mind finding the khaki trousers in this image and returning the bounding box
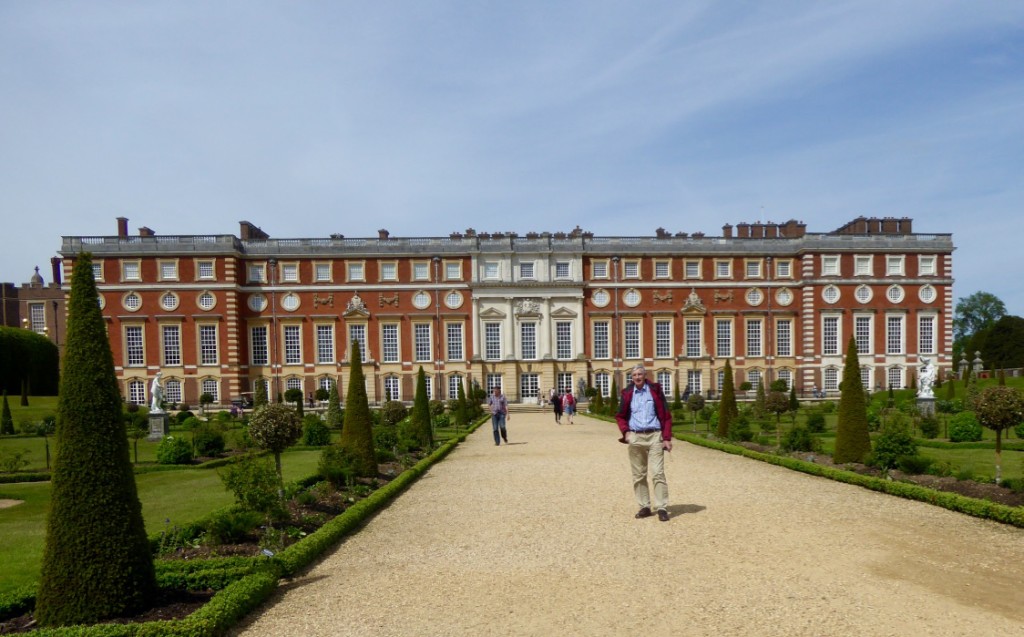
[628,431,668,511]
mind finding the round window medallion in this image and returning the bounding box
[918,285,936,304]
[822,285,840,304]
[197,291,216,311]
[592,289,610,308]
[160,292,179,312]
[248,294,267,312]
[746,288,763,306]
[775,288,793,306]
[623,289,641,307]
[281,293,300,312]
[412,291,431,310]
[445,291,463,309]
[97,293,106,310]
[887,285,905,304]
[122,292,142,312]
[855,285,873,304]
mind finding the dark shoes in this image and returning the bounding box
[635,507,670,521]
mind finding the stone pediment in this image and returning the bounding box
[342,293,370,319]
[680,289,706,315]
[549,306,578,319]
[478,307,507,320]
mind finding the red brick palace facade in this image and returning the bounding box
[58,216,954,406]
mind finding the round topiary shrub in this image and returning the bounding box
[302,415,332,446]
[156,436,193,465]
[805,410,826,433]
[319,445,358,487]
[781,426,821,453]
[871,418,917,470]
[918,415,940,439]
[373,427,399,451]
[193,425,226,457]
[381,401,408,427]
[948,411,983,442]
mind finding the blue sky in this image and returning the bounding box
[2,1,1022,314]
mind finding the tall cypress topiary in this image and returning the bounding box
[339,341,376,477]
[717,360,738,438]
[325,381,342,430]
[403,367,432,449]
[833,337,871,464]
[609,379,619,416]
[36,253,156,626]
[253,379,268,408]
[1,390,14,435]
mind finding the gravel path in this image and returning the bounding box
[234,411,1024,637]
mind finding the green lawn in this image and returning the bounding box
[0,449,323,596]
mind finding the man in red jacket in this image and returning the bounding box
[616,365,673,521]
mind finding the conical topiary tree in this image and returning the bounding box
[609,379,619,416]
[1,390,13,435]
[339,341,376,477]
[754,379,766,419]
[36,253,156,626]
[325,380,342,430]
[254,379,268,408]
[403,367,432,449]
[833,337,871,464]
[717,361,738,439]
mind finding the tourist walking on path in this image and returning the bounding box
[552,390,563,424]
[561,388,576,425]
[616,365,673,521]
[487,386,509,445]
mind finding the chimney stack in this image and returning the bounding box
[116,217,128,238]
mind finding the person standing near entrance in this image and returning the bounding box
[552,389,563,424]
[487,386,510,445]
[616,365,673,522]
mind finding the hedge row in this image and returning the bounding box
[2,419,483,635]
[676,433,1024,528]
[0,326,59,396]
[915,439,1024,451]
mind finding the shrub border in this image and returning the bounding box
[676,432,1024,528]
[2,418,484,635]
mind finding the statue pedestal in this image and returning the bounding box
[147,412,170,441]
[917,397,935,418]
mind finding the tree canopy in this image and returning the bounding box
[953,291,1006,356]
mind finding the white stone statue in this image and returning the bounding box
[918,357,937,399]
[150,371,165,412]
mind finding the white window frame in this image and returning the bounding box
[555,261,571,279]
[622,259,640,279]
[822,315,840,356]
[314,262,333,282]
[519,261,535,280]
[745,259,762,279]
[125,325,145,367]
[714,259,732,280]
[855,255,873,276]
[198,324,218,366]
[446,322,464,361]
[378,261,397,282]
[886,315,904,355]
[316,324,335,364]
[284,324,302,365]
[593,321,609,359]
[591,260,609,279]
[854,315,873,356]
[715,318,732,358]
[746,319,763,358]
[280,262,299,283]
[918,314,936,355]
[484,322,501,360]
[158,259,178,281]
[685,319,702,358]
[251,325,269,366]
[775,319,792,358]
[412,261,430,281]
[162,324,182,367]
[654,259,671,279]
[121,259,141,282]
[444,260,462,281]
[774,259,792,279]
[624,320,641,359]
[886,255,905,276]
[381,324,399,363]
[918,255,937,276]
[346,261,365,282]
[555,321,573,360]
[654,320,672,359]
[821,255,840,277]
[414,323,432,362]
[520,322,537,360]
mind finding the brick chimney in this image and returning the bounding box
[51,257,62,286]
[139,226,155,237]
[378,229,390,239]
[722,224,733,238]
[239,221,269,240]
[116,217,128,238]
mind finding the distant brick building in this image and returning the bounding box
[57,216,953,407]
[1,261,67,353]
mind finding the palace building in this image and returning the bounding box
[57,216,954,407]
